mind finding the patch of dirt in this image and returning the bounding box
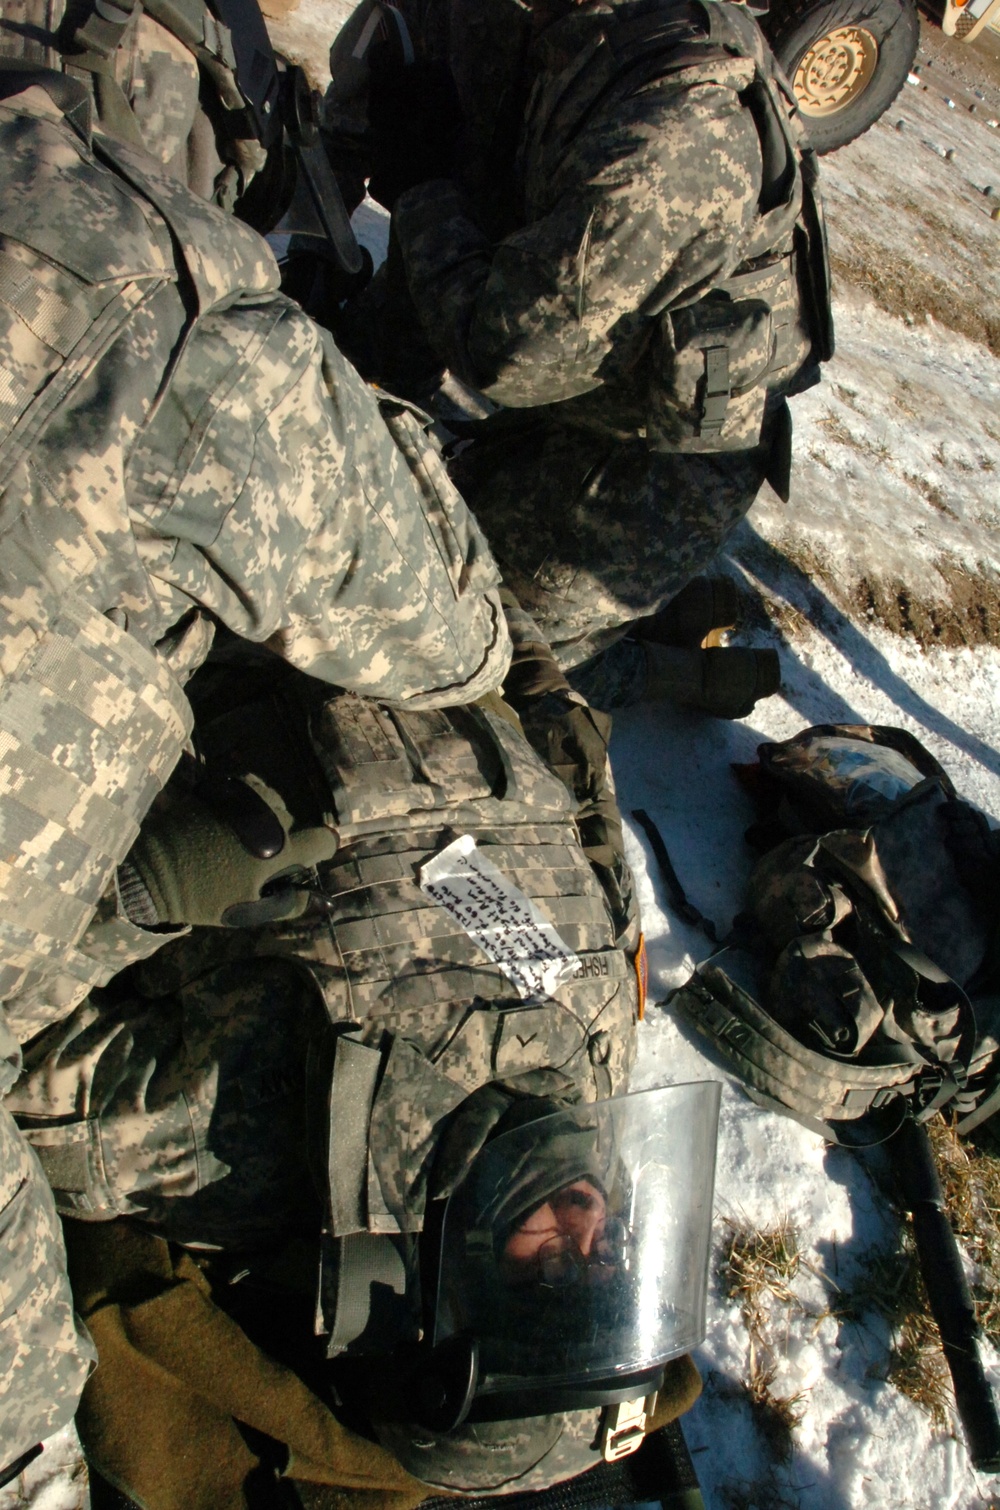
[851,559,1000,647]
[917,11,1000,101]
[830,237,1000,359]
[743,535,1000,651]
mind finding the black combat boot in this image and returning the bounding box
[642,644,781,718]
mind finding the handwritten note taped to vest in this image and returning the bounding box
[419,834,580,1001]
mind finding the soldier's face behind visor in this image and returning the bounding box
[434,1082,722,1393]
[502,1179,624,1286]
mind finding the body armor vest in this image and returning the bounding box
[183,676,640,1354]
[548,0,834,498]
[642,0,833,469]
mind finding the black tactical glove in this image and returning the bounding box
[118,775,338,928]
[366,51,462,209]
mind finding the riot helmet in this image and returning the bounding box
[356,1082,720,1490]
[431,1083,720,1416]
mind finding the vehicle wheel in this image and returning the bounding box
[762,0,920,153]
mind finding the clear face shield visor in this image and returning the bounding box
[432,1081,721,1419]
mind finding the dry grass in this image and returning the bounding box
[900,471,959,518]
[714,1129,1000,1449]
[830,237,1000,359]
[834,1230,953,1430]
[814,411,892,462]
[928,1118,1000,1348]
[720,1219,809,1462]
[828,1116,1000,1432]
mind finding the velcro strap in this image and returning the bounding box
[323,1231,407,1355]
[699,346,730,435]
[0,251,91,356]
[328,1034,381,1234]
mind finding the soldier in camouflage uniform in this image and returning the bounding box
[324,0,833,708]
[0,2,512,1476]
[6,612,714,1496]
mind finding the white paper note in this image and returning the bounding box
[420,834,580,1000]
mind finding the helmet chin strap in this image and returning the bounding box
[599,1394,658,1464]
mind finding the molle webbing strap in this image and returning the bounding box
[322,950,630,1016]
[330,896,611,959]
[327,1032,382,1235]
[674,959,917,1123]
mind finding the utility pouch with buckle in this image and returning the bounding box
[647,294,773,454]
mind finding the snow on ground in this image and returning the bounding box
[614,38,1000,1504]
[5,9,1000,1510]
[616,623,1000,1510]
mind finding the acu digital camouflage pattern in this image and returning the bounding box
[10,675,639,1248]
[0,67,508,1462]
[329,0,829,672]
[0,77,509,1043]
[0,0,250,202]
[675,726,1000,1130]
[0,1018,96,1469]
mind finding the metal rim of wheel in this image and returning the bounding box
[792,25,880,117]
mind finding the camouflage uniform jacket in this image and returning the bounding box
[0,69,510,1466]
[391,0,831,442]
[0,72,510,1043]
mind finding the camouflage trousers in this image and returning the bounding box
[450,420,768,690]
[6,955,321,1253]
[0,1101,96,1471]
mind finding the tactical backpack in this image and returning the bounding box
[672,724,1000,1139]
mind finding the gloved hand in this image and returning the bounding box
[367,51,462,209]
[118,774,338,928]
